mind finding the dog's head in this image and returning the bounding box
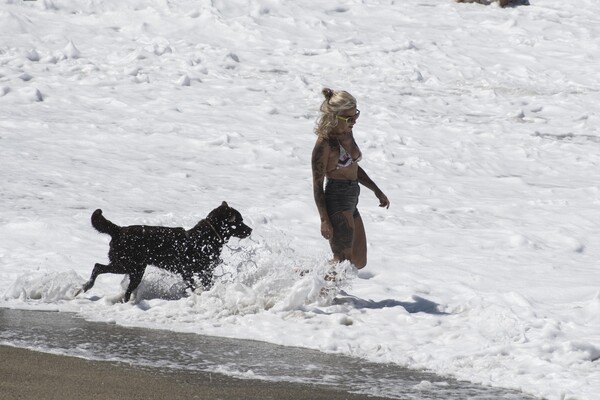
[208,201,252,240]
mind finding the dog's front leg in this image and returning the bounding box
[181,271,196,293]
[123,266,146,302]
[198,265,216,290]
[187,277,196,292]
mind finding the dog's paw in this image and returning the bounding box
[189,286,206,297]
[102,293,130,304]
[72,280,94,298]
[294,267,311,277]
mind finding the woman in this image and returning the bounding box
[311,88,390,269]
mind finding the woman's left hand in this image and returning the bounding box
[376,191,390,209]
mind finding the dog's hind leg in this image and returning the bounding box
[82,263,118,293]
[179,271,197,294]
[81,262,134,297]
[123,267,146,303]
[198,269,215,290]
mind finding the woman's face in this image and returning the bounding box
[333,107,359,136]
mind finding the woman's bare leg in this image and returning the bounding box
[329,211,367,269]
[351,214,367,269]
[329,210,354,263]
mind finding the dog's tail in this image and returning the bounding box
[91,209,120,237]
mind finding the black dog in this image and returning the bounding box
[80,202,252,302]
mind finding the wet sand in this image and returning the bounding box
[0,345,387,400]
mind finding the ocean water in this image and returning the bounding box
[0,308,533,399]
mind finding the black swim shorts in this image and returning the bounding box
[325,179,360,218]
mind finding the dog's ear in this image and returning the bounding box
[221,201,229,208]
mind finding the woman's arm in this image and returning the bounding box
[312,139,333,239]
[357,166,390,209]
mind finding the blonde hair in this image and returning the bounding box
[314,88,357,138]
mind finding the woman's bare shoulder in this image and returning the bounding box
[313,135,332,152]
[314,135,339,148]
[312,136,327,159]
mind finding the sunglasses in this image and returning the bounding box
[336,109,360,124]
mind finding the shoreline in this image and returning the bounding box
[0,345,388,400]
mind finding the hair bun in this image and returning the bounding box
[322,88,334,101]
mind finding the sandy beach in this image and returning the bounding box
[0,345,388,400]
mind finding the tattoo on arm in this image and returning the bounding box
[312,144,325,178]
[312,142,329,221]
